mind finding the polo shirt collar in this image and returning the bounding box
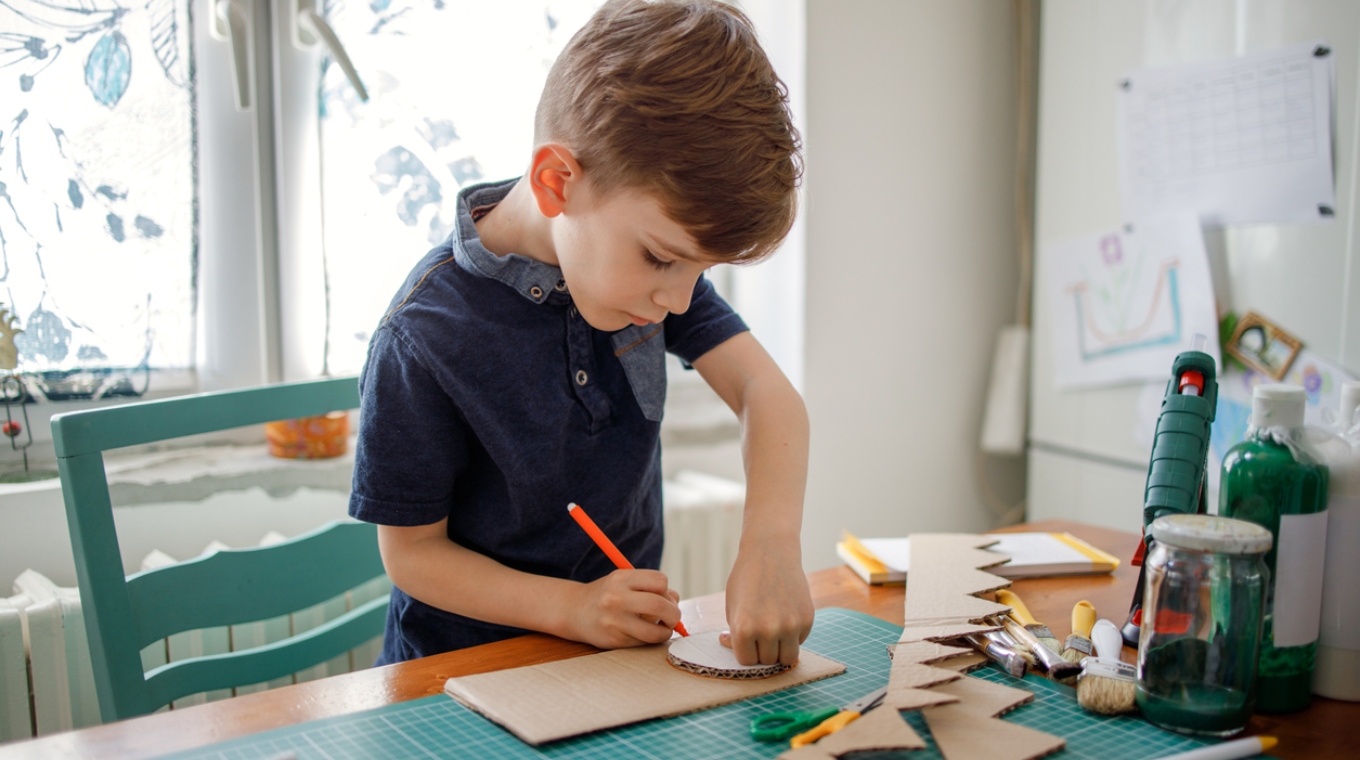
[453,178,569,305]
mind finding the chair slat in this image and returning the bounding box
[53,376,379,722]
[144,595,389,710]
[51,376,359,457]
[57,451,155,720]
[126,521,386,647]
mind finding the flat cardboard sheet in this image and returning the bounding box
[444,643,845,745]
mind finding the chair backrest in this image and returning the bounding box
[51,376,388,721]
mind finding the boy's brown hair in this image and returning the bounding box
[535,0,801,263]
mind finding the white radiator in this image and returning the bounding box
[0,535,390,743]
[661,470,746,599]
[0,471,739,743]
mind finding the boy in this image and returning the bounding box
[349,0,813,668]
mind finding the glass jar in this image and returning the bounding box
[1136,514,1272,737]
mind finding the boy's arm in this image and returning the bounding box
[692,331,814,667]
[377,521,682,649]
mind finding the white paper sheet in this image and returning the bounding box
[1116,42,1336,226]
[1046,215,1219,390]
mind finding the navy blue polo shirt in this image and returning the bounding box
[349,178,748,664]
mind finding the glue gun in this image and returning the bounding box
[1122,334,1218,647]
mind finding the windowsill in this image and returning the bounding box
[0,363,740,509]
[0,438,357,508]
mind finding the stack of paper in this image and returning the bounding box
[837,532,1119,585]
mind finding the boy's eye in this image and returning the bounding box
[642,249,673,271]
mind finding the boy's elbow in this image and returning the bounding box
[375,520,449,587]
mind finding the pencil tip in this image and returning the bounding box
[567,502,578,511]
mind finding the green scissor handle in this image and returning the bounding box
[750,706,840,742]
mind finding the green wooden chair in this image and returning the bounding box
[51,376,389,721]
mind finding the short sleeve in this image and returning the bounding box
[664,275,748,366]
[349,326,469,526]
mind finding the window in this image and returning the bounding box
[0,0,805,448]
[309,1,603,376]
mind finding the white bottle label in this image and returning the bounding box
[1321,495,1360,649]
[1273,510,1328,648]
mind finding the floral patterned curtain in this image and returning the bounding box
[0,0,195,400]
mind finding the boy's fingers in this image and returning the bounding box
[777,634,801,667]
[718,631,732,649]
[631,591,681,628]
[623,614,677,644]
[624,569,670,595]
[730,631,760,666]
[667,588,680,604]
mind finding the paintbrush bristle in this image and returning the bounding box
[1046,659,1082,683]
[1076,672,1137,714]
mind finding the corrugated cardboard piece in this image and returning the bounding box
[778,706,926,760]
[903,534,1013,627]
[896,533,1065,760]
[444,643,845,745]
[924,676,1064,760]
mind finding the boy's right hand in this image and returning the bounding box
[565,569,681,649]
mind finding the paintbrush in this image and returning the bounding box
[982,622,1036,666]
[999,616,1082,681]
[996,589,1064,657]
[963,634,1028,678]
[1062,600,1096,663]
[1076,618,1137,715]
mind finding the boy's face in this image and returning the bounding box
[553,180,715,332]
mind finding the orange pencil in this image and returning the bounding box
[567,502,689,637]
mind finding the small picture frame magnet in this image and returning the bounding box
[1224,311,1303,380]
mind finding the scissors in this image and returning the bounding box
[749,686,888,747]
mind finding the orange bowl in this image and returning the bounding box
[264,412,350,459]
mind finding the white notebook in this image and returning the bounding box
[844,532,1119,584]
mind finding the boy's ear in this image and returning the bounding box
[528,143,582,218]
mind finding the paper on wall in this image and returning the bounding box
[1046,215,1219,390]
[1116,41,1336,226]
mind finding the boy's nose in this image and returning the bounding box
[653,278,695,316]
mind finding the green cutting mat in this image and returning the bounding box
[157,608,1239,760]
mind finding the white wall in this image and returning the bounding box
[802,0,1025,570]
[1029,0,1360,532]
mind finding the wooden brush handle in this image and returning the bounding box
[1071,601,1096,639]
[996,589,1039,626]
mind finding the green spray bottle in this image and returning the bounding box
[1219,384,1329,713]
[1122,335,1218,647]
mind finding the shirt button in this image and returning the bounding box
[576,370,588,386]
[568,305,578,318]
[529,286,544,299]
[554,279,568,292]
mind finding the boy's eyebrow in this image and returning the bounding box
[645,236,708,263]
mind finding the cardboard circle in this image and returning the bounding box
[665,631,791,680]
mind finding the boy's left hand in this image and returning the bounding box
[720,542,813,667]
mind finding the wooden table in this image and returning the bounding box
[1,520,1351,759]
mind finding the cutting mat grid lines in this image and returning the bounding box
[157,609,1228,760]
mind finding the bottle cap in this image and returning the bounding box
[1251,383,1305,430]
[1150,514,1272,554]
[1342,380,1360,429]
